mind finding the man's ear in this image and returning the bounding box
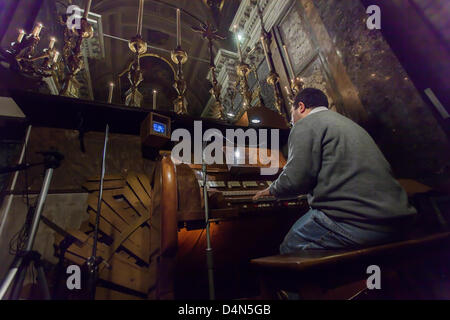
[297,101,306,113]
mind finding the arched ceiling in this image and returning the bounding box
[82,0,240,115]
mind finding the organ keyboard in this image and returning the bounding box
[169,155,308,226]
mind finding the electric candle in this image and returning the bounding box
[284,86,290,95]
[233,25,243,62]
[260,36,273,72]
[32,23,43,38]
[48,37,56,50]
[108,82,114,103]
[153,90,157,110]
[237,36,243,62]
[176,8,181,47]
[53,51,60,63]
[282,44,294,80]
[137,0,144,36]
[17,29,25,43]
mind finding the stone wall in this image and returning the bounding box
[278,0,450,189]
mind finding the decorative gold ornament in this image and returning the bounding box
[125,55,144,107]
[74,18,94,39]
[192,22,226,120]
[5,23,59,79]
[60,17,92,97]
[266,72,283,114]
[202,0,225,11]
[236,62,252,111]
[171,47,188,114]
[128,35,148,55]
[171,48,188,65]
[291,77,304,96]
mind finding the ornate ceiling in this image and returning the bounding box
[79,0,240,116]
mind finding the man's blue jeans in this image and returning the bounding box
[280,208,395,254]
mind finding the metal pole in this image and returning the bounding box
[93,124,108,259]
[87,124,109,300]
[25,168,53,252]
[0,125,32,239]
[202,141,215,300]
[0,261,19,299]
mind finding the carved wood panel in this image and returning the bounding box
[275,2,338,110]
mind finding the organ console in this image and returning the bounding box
[152,144,309,299]
[177,160,307,224]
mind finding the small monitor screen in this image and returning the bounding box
[153,121,166,134]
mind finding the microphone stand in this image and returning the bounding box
[202,140,215,300]
[0,125,32,242]
[0,150,64,300]
[86,124,109,300]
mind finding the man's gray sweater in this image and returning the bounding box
[269,109,417,232]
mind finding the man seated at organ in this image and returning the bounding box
[253,88,417,253]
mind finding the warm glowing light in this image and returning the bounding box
[17,29,25,43]
[53,51,60,63]
[284,86,290,95]
[48,37,56,49]
[32,23,43,37]
[152,89,158,110]
[108,81,114,103]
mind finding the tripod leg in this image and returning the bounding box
[10,258,29,300]
[35,262,51,300]
[0,256,22,299]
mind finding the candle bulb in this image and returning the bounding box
[17,29,25,43]
[176,8,181,47]
[108,82,114,103]
[260,36,273,72]
[48,37,56,50]
[284,86,290,95]
[83,0,92,19]
[53,51,60,63]
[237,36,243,62]
[283,44,295,80]
[32,23,43,38]
[137,0,144,36]
[153,90,157,110]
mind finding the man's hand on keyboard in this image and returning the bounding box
[252,188,271,201]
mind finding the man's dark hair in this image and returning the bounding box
[293,88,329,109]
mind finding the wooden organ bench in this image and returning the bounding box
[251,231,450,299]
